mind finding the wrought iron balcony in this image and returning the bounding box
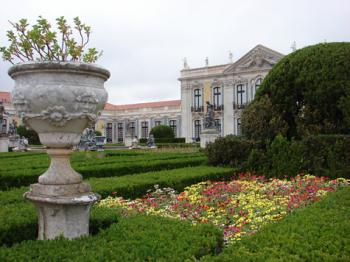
[191,106,204,112]
[213,104,224,111]
[233,102,247,110]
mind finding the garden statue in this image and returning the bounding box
[78,127,97,151]
[8,120,17,136]
[124,119,133,147]
[147,134,157,148]
[0,101,9,152]
[200,101,220,148]
[203,101,215,129]
[131,136,139,149]
[0,101,7,135]
[3,16,110,240]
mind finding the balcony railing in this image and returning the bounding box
[213,104,224,111]
[191,106,204,112]
[233,102,247,110]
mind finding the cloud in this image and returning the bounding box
[0,0,349,104]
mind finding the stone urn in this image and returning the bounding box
[8,62,110,240]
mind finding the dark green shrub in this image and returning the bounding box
[302,135,350,178]
[243,42,350,142]
[149,125,175,139]
[16,125,40,145]
[205,135,254,167]
[266,134,304,178]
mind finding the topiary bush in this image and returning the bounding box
[242,42,350,141]
[149,125,175,139]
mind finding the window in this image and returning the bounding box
[194,89,202,108]
[169,120,177,136]
[117,123,123,142]
[255,78,262,92]
[106,122,113,143]
[237,118,241,136]
[194,120,201,141]
[155,120,161,126]
[213,87,222,109]
[141,121,149,138]
[129,122,136,137]
[236,84,246,108]
[214,119,221,132]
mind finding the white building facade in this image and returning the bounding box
[179,45,284,142]
[99,100,181,143]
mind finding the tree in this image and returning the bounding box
[150,125,175,139]
[243,42,350,141]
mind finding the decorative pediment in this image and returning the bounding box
[223,45,284,74]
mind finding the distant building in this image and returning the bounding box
[179,45,284,142]
[1,44,284,143]
[98,100,181,143]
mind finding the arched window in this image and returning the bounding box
[213,87,221,109]
[194,89,202,108]
[236,84,247,108]
[255,78,262,92]
[194,120,201,141]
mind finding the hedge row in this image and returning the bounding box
[139,137,186,143]
[0,214,222,261]
[0,166,234,247]
[203,186,350,261]
[0,203,121,247]
[0,156,207,190]
[0,166,235,206]
[206,134,350,179]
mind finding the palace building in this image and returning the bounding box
[0,44,283,143]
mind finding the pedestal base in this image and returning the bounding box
[0,136,9,152]
[124,135,132,147]
[24,184,99,240]
[200,129,220,148]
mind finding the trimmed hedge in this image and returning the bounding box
[207,134,350,179]
[0,215,222,261]
[0,155,206,190]
[203,186,350,261]
[205,135,254,167]
[0,166,235,206]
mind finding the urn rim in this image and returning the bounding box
[8,61,110,80]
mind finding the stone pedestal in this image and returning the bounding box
[200,128,220,148]
[24,149,100,240]
[124,135,133,147]
[0,136,9,152]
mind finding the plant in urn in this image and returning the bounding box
[1,17,110,239]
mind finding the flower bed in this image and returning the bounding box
[99,174,349,244]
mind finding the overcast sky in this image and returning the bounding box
[0,0,349,104]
